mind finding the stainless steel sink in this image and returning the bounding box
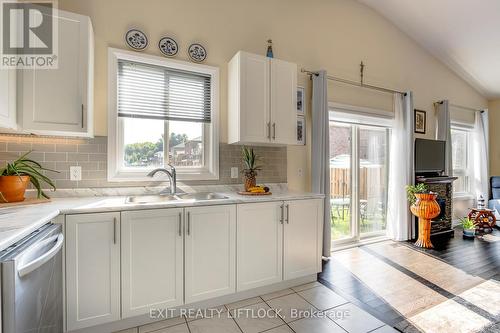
[176,192,228,201]
[125,195,179,204]
[125,192,228,204]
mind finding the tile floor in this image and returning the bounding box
[115,282,396,333]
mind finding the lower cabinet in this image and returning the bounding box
[184,205,236,303]
[121,208,184,318]
[283,199,323,280]
[64,199,321,330]
[66,212,121,331]
[237,202,283,291]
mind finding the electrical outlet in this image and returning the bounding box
[70,166,82,181]
[230,167,239,179]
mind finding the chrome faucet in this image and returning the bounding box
[147,164,177,195]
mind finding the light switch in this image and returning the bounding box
[70,166,82,181]
[230,167,239,179]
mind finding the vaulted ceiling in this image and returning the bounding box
[358,0,500,99]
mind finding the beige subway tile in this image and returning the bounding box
[32,143,55,152]
[78,180,101,188]
[7,142,32,152]
[89,153,106,161]
[78,144,99,153]
[83,170,106,180]
[0,152,20,160]
[45,152,67,162]
[56,144,77,152]
[68,153,89,162]
[78,161,99,170]
[27,152,45,162]
[55,180,76,188]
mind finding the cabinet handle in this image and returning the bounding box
[178,212,182,236]
[286,204,289,224]
[280,204,284,224]
[267,122,271,139]
[272,123,276,140]
[187,212,190,236]
[81,104,84,128]
[113,217,117,244]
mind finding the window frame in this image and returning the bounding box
[107,48,219,181]
[451,125,472,197]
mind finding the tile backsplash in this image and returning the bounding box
[0,135,287,188]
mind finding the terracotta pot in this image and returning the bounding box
[0,176,30,203]
[410,192,441,248]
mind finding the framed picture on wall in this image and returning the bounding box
[297,87,305,115]
[297,116,305,145]
[414,109,426,134]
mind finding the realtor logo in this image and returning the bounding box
[1,0,58,68]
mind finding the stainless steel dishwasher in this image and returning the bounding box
[0,223,64,333]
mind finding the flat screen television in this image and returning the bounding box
[415,139,446,174]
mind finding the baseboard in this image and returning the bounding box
[68,274,317,333]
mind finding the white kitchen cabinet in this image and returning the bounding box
[18,9,93,137]
[283,199,323,280]
[121,208,184,318]
[184,205,236,303]
[0,68,17,130]
[237,202,283,291]
[66,212,120,331]
[228,51,297,145]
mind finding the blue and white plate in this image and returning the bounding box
[188,43,207,62]
[125,29,148,51]
[158,37,178,57]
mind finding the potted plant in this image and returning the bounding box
[0,151,58,203]
[405,183,441,248]
[460,217,476,238]
[241,146,262,191]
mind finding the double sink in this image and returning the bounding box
[125,192,228,204]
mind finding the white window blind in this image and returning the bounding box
[117,60,212,123]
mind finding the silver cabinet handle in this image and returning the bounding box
[178,212,182,236]
[286,204,290,224]
[267,122,271,139]
[81,104,84,128]
[113,217,117,244]
[280,204,284,224]
[187,212,190,236]
[272,123,276,140]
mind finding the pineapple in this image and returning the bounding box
[241,146,262,192]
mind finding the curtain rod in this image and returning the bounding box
[436,101,484,113]
[301,68,405,95]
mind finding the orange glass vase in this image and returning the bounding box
[410,193,441,248]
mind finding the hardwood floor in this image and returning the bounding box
[319,227,500,333]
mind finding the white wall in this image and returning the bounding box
[59,0,488,191]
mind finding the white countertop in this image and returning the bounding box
[0,190,324,251]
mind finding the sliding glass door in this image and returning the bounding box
[330,121,390,245]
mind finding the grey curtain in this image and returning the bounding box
[311,70,331,257]
[435,100,453,176]
[405,92,416,239]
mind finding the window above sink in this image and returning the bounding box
[107,48,220,182]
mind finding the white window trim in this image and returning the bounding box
[107,47,219,182]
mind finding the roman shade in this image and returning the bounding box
[117,60,212,123]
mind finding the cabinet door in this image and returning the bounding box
[19,10,93,136]
[121,209,184,318]
[230,51,270,144]
[270,58,297,145]
[237,202,283,291]
[0,68,16,130]
[66,212,120,331]
[284,199,323,280]
[185,205,236,303]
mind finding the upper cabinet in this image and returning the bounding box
[17,10,94,137]
[228,51,297,145]
[0,68,17,130]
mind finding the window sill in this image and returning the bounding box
[454,193,475,201]
[108,169,219,182]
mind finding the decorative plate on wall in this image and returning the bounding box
[188,43,207,62]
[158,37,178,57]
[125,29,148,51]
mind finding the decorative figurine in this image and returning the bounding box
[266,39,274,58]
